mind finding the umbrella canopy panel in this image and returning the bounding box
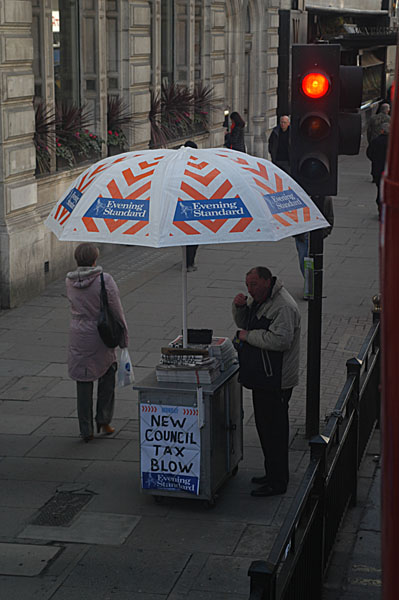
[46,148,329,247]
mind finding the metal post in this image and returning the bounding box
[248,560,276,600]
[306,196,325,439]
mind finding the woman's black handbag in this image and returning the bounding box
[97,273,124,348]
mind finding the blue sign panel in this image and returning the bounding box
[84,197,149,221]
[173,197,251,221]
[263,190,306,214]
[142,472,199,495]
[61,188,82,213]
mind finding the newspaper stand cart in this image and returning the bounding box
[134,364,242,506]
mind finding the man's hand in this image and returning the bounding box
[234,293,247,307]
[238,329,248,342]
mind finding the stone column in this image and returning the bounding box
[128,0,152,148]
[207,1,226,147]
[0,1,43,308]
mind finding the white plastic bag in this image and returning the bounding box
[117,348,135,387]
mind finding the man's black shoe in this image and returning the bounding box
[250,484,286,497]
[251,475,269,485]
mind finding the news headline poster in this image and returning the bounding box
[140,403,201,495]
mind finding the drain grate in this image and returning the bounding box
[31,492,93,527]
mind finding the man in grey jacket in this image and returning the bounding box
[232,267,301,497]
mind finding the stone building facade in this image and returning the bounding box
[0,0,395,307]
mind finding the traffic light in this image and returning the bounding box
[290,44,362,197]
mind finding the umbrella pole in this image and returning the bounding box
[182,247,188,348]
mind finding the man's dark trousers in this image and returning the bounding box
[252,387,292,490]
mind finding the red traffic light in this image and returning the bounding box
[302,72,330,99]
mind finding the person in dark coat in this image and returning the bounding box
[366,121,390,215]
[183,140,199,271]
[66,243,129,442]
[225,111,246,152]
[268,115,290,173]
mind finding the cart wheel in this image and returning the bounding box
[204,497,216,509]
[231,465,239,477]
[153,495,165,504]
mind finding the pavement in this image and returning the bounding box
[0,145,381,599]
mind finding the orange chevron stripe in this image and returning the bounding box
[244,162,269,181]
[173,221,201,235]
[211,178,233,198]
[275,173,284,192]
[199,219,227,233]
[253,178,276,195]
[104,219,127,233]
[184,167,220,187]
[285,210,299,223]
[303,206,311,222]
[123,221,148,235]
[180,181,207,200]
[77,171,90,191]
[126,181,151,199]
[138,158,164,169]
[229,217,253,232]
[187,161,209,170]
[59,210,71,225]
[273,214,291,227]
[123,168,154,186]
[234,157,250,165]
[82,217,99,232]
[54,204,68,221]
[107,179,123,198]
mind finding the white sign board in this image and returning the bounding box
[140,403,201,495]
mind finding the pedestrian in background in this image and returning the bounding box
[366,121,390,217]
[232,266,301,497]
[294,196,334,279]
[183,140,199,271]
[225,111,246,152]
[66,242,129,442]
[268,115,290,174]
[367,102,390,145]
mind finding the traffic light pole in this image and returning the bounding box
[306,195,325,439]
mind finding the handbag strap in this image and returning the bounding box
[100,273,109,308]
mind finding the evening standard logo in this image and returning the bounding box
[142,472,198,494]
[263,190,306,214]
[174,197,251,221]
[84,197,149,221]
[61,188,82,213]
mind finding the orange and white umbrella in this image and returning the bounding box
[46,147,328,344]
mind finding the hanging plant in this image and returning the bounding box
[55,102,104,167]
[161,81,193,138]
[192,82,218,132]
[107,95,134,152]
[33,101,56,174]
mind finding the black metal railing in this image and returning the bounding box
[248,311,380,599]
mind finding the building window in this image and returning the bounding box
[161,0,174,84]
[53,0,80,105]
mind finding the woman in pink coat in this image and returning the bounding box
[66,243,129,442]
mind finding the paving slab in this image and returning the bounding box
[0,376,58,400]
[20,512,141,546]
[62,546,190,594]
[0,542,61,576]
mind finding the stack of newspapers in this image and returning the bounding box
[208,337,237,371]
[155,335,237,384]
[156,349,221,384]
